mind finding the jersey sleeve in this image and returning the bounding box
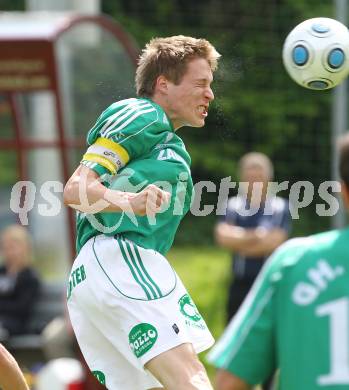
[81,99,169,176]
[207,246,287,385]
[207,238,309,385]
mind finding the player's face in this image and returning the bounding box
[1,234,29,269]
[166,58,214,129]
[240,166,270,203]
[241,166,270,185]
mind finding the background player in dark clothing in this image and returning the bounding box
[215,152,291,322]
[0,224,41,339]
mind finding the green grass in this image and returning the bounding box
[167,245,231,379]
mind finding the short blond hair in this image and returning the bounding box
[135,35,220,97]
[239,152,274,180]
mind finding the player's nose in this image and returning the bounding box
[205,87,214,101]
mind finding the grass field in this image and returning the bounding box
[167,245,231,379]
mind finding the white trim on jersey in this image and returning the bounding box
[207,267,271,365]
[220,288,274,368]
[107,107,156,139]
[117,108,159,145]
[87,99,137,145]
[101,100,150,135]
[207,237,313,366]
[108,98,138,109]
[101,100,154,137]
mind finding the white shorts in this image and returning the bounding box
[67,235,214,390]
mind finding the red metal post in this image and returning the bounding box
[8,92,26,181]
[52,81,77,261]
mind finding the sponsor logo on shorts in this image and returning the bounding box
[67,264,86,300]
[178,294,202,322]
[92,370,106,385]
[128,323,158,358]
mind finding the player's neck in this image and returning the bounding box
[150,94,179,130]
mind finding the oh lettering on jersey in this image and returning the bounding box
[292,260,345,306]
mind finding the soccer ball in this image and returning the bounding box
[282,17,349,90]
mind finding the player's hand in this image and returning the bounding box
[128,184,171,217]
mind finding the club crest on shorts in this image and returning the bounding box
[178,294,202,322]
[92,370,106,385]
[128,323,158,358]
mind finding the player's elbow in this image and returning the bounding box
[215,369,251,390]
[63,176,104,214]
[63,179,80,208]
[214,224,236,250]
[268,230,288,252]
[214,225,226,248]
[214,225,219,240]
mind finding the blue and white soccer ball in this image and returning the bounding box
[282,17,349,90]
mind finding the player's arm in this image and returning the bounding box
[0,344,29,390]
[63,164,170,216]
[215,222,287,257]
[241,227,287,256]
[239,200,291,256]
[215,369,252,390]
[64,101,171,216]
[207,245,281,387]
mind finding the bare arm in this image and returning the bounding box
[63,164,170,216]
[215,369,252,390]
[0,344,29,390]
[215,222,287,257]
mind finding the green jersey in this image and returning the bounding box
[208,228,349,390]
[76,97,193,255]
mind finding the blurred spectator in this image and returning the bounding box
[0,342,29,390]
[41,305,104,390]
[215,152,291,323]
[208,134,349,389]
[42,311,75,361]
[0,224,41,339]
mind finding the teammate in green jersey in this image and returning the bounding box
[64,36,220,390]
[208,132,349,390]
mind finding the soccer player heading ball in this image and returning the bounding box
[64,36,220,390]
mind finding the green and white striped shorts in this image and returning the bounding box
[67,234,214,390]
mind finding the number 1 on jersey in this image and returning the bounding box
[316,297,349,385]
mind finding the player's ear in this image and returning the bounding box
[155,75,168,95]
[341,181,349,209]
